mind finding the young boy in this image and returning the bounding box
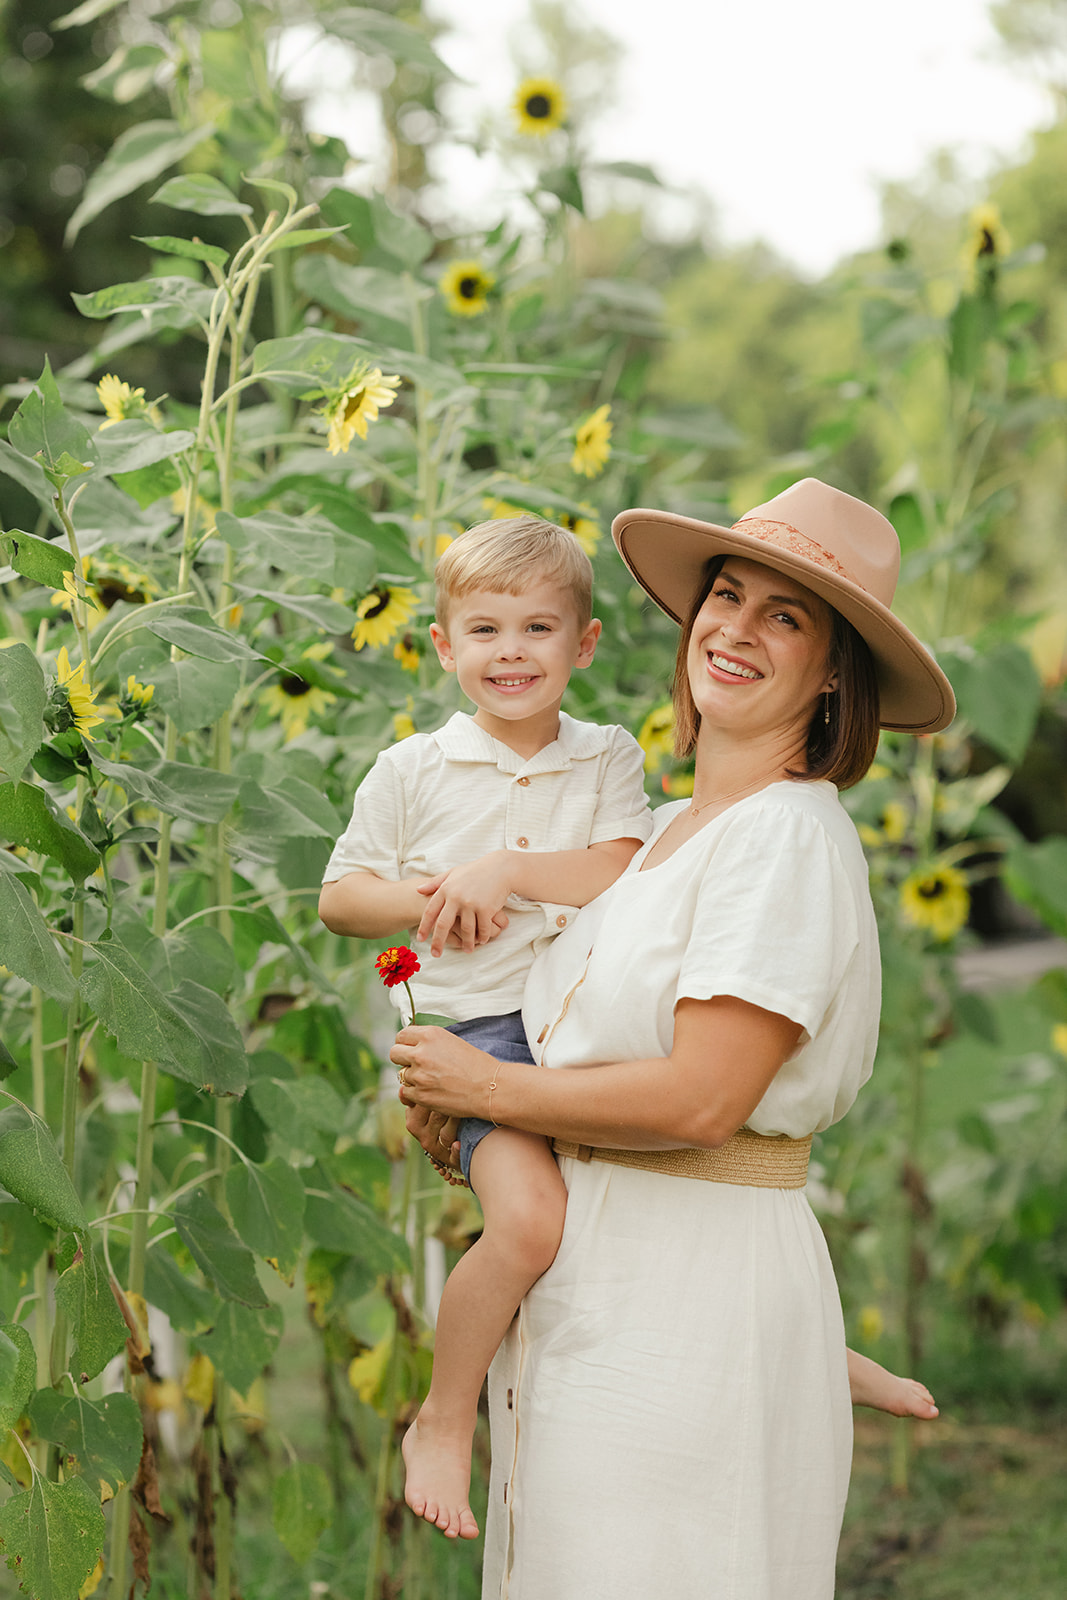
[319,517,937,1543]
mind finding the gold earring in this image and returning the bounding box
[824,691,831,726]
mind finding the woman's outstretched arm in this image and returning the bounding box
[392,994,803,1152]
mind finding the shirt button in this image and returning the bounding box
[517,836,529,848]
[517,776,530,786]
[555,914,567,928]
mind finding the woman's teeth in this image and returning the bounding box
[709,653,761,680]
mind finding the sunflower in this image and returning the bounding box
[393,634,420,673]
[858,1306,884,1344]
[637,703,675,771]
[123,675,155,713]
[964,202,1011,284]
[54,646,105,742]
[1052,1024,1067,1059]
[324,368,401,455]
[513,77,566,137]
[261,672,337,742]
[858,799,910,849]
[434,532,455,559]
[392,710,416,741]
[352,585,418,651]
[439,260,495,318]
[97,373,150,429]
[555,505,601,557]
[899,864,970,942]
[571,404,613,478]
[481,497,529,520]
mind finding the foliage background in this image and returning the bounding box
[1,2,1066,1598]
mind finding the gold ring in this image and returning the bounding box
[437,1132,449,1148]
[397,1067,407,1086]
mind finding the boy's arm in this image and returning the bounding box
[415,837,643,956]
[318,872,428,939]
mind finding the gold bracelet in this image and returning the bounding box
[487,1075,499,1126]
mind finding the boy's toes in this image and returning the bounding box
[458,1506,480,1540]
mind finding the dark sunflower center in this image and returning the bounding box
[281,674,311,698]
[458,275,480,299]
[978,228,996,256]
[917,879,946,900]
[364,589,391,619]
[525,93,551,119]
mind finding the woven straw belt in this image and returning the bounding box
[550,1127,812,1189]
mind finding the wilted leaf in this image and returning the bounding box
[28,1390,142,1495]
[0,873,76,1003]
[171,1189,268,1307]
[0,645,47,782]
[54,1241,127,1381]
[271,1462,332,1563]
[0,1474,104,1600]
[194,1301,282,1396]
[0,1105,87,1232]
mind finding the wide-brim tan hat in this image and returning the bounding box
[612,477,955,734]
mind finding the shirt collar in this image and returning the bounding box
[431,711,614,775]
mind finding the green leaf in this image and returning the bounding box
[171,1188,269,1308]
[150,173,252,217]
[166,980,248,1096]
[234,776,341,846]
[0,1322,35,1433]
[72,275,215,323]
[82,42,167,104]
[54,1239,128,1381]
[0,873,76,1004]
[91,755,241,824]
[948,291,996,381]
[0,530,75,589]
[113,456,183,508]
[93,420,195,476]
[143,1244,218,1333]
[0,644,47,781]
[54,0,126,30]
[27,1390,142,1494]
[0,782,100,882]
[141,925,238,999]
[6,359,96,477]
[195,1301,282,1396]
[1004,837,1067,939]
[320,7,455,78]
[271,1462,332,1563]
[262,225,350,254]
[0,1040,16,1081]
[540,164,585,213]
[303,1185,410,1277]
[250,331,376,395]
[134,234,229,267]
[941,642,1042,763]
[0,1105,87,1231]
[0,440,59,524]
[225,1158,305,1273]
[248,1076,347,1152]
[234,584,353,633]
[137,605,260,662]
[0,1199,53,1288]
[0,1475,104,1600]
[145,657,241,733]
[65,120,216,245]
[292,255,415,334]
[888,491,929,555]
[593,159,663,186]
[369,195,433,267]
[214,509,338,578]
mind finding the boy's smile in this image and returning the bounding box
[430,581,601,757]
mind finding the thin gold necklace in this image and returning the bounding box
[688,773,782,818]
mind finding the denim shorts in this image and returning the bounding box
[448,1011,536,1189]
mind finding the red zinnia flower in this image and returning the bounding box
[375,946,420,987]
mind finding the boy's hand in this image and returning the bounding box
[415,852,513,956]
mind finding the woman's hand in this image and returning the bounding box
[404,1101,464,1181]
[391,1025,500,1120]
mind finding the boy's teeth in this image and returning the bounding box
[710,653,760,680]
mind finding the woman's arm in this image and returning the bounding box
[393,994,803,1150]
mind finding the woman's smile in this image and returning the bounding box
[705,650,763,683]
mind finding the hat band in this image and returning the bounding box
[731,517,862,590]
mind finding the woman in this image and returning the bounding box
[393,478,955,1600]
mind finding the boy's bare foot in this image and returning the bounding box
[847,1349,939,1418]
[402,1414,480,1540]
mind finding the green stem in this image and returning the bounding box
[407,278,437,578]
[31,989,49,1468]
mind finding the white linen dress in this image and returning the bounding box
[481,780,881,1600]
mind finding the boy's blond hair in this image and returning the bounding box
[435,517,593,629]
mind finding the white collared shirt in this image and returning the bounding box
[323,711,653,1023]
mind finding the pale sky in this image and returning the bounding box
[286,0,1055,275]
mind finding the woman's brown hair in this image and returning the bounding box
[670,557,881,790]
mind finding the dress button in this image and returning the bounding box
[517,776,530,786]
[517,836,529,848]
[555,914,567,928]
